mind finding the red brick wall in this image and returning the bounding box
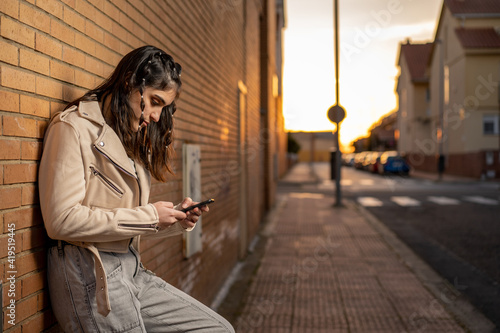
[446,151,500,179]
[407,152,438,173]
[408,151,500,179]
[245,0,266,249]
[0,0,285,331]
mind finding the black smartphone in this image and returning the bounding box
[180,199,215,213]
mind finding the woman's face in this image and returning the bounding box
[129,87,177,132]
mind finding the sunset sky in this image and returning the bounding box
[282,0,443,148]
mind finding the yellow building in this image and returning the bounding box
[289,131,336,162]
[396,42,433,169]
[396,0,500,179]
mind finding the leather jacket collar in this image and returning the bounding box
[78,99,138,179]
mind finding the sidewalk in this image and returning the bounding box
[216,162,495,333]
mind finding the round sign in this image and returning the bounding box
[327,104,346,123]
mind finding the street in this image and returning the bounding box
[298,162,500,329]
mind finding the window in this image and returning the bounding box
[483,115,499,135]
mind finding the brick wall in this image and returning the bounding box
[407,152,437,173]
[447,151,500,179]
[0,0,286,331]
[408,151,500,179]
[244,0,266,251]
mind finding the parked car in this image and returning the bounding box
[365,151,383,173]
[378,151,410,175]
[354,151,370,170]
[342,153,355,167]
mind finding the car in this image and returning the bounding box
[354,151,371,170]
[377,151,397,173]
[342,153,355,167]
[363,151,383,173]
[378,151,410,175]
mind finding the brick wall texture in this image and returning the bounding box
[0,0,287,331]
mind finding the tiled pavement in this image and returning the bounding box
[216,163,495,333]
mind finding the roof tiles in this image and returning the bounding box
[401,43,433,82]
[455,28,500,48]
[444,0,500,15]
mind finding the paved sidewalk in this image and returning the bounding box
[216,163,495,333]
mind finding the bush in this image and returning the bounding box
[287,133,301,154]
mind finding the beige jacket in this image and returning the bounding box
[39,99,187,316]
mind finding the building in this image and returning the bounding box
[350,112,397,153]
[352,136,370,153]
[396,41,433,166]
[369,111,398,152]
[289,131,335,162]
[396,0,500,178]
[0,1,287,331]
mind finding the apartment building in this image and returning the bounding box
[396,0,500,178]
[0,0,287,331]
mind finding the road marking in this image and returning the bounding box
[341,179,353,186]
[359,179,375,185]
[463,196,498,205]
[391,196,421,206]
[357,197,383,207]
[428,196,460,205]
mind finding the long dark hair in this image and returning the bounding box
[67,45,182,181]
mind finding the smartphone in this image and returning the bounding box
[180,199,215,213]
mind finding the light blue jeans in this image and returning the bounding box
[47,243,234,332]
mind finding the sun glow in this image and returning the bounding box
[282,28,397,147]
[282,0,441,148]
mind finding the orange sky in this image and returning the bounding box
[283,0,442,148]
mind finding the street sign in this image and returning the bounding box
[327,104,346,123]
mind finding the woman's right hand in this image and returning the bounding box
[152,201,187,230]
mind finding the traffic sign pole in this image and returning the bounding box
[334,0,339,106]
[329,0,344,207]
[328,105,345,207]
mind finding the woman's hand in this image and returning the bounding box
[152,201,187,230]
[176,197,209,230]
[152,198,209,231]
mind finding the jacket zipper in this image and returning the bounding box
[93,145,136,178]
[93,145,152,230]
[90,166,124,195]
[93,144,142,205]
[118,223,157,229]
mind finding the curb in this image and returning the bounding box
[214,174,496,332]
[352,200,496,333]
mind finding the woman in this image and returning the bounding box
[39,45,234,332]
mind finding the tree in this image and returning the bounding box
[287,133,301,154]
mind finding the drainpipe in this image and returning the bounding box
[438,39,445,180]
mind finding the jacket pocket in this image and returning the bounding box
[89,166,124,197]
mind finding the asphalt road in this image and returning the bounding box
[311,162,500,330]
